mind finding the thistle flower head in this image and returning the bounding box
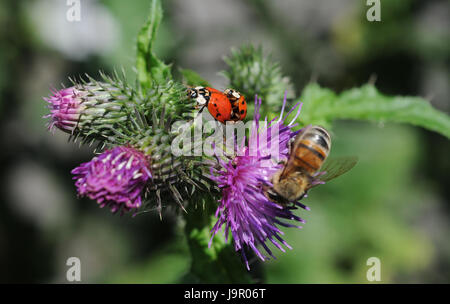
[71,146,152,214]
[209,94,308,270]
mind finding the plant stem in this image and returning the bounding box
[182,199,254,283]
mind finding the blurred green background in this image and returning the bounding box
[0,0,448,283]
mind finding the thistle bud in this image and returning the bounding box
[223,45,294,111]
[44,82,131,143]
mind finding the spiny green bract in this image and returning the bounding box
[222,45,294,113]
[67,72,196,147]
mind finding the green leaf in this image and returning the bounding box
[298,83,450,138]
[136,0,171,89]
[179,68,211,87]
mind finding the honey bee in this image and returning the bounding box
[266,125,358,205]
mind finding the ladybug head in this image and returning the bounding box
[224,88,241,101]
[187,87,198,99]
[187,86,209,107]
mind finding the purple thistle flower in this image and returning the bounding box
[44,87,85,133]
[209,93,309,270]
[71,146,152,214]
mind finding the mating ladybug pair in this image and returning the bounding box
[187,86,247,124]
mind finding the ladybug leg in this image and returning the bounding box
[230,110,239,121]
[198,104,207,114]
[197,95,209,114]
[230,100,241,120]
[235,104,242,115]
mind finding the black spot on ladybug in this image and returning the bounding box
[240,110,245,114]
[214,103,217,107]
[241,101,245,105]
[216,113,221,117]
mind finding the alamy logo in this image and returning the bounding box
[66,257,81,282]
[66,0,81,22]
[170,114,281,164]
[366,0,381,22]
[366,257,381,281]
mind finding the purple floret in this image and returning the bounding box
[71,146,152,214]
[44,87,85,133]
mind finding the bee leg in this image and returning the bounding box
[277,159,287,166]
[288,137,296,155]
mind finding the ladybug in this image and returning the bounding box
[187,86,232,124]
[224,88,247,121]
[187,86,247,124]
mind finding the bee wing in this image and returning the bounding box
[316,156,358,182]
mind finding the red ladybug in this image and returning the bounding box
[187,86,246,124]
[224,88,247,121]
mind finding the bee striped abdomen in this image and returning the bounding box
[289,126,331,176]
[292,141,325,173]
